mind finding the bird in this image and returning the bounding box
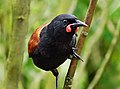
[28,14,87,89]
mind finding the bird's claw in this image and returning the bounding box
[72,47,84,62]
[72,47,78,51]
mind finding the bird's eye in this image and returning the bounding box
[63,20,68,23]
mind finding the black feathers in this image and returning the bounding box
[28,14,87,89]
[31,14,79,70]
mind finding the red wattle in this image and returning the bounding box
[75,27,79,33]
[66,24,72,32]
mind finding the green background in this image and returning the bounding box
[0,0,120,89]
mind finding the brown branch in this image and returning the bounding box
[73,9,108,88]
[63,0,98,89]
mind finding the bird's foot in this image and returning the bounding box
[72,47,84,62]
[72,47,78,51]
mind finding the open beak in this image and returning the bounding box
[72,20,88,28]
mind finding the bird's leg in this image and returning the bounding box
[51,69,59,89]
[72,47,84,62]
[72,47,78,51]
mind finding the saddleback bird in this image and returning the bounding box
[28,14,87,89]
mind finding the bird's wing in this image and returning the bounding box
[70,34,77,47]
[68,34,77,59]
[28,24,46,57]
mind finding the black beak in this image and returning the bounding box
[72,20,88,28]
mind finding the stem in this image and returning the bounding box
[5,0,31,89]
[63,0,98,89]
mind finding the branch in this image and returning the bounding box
[73,9,108,89]
[5,0,31,89]
[87,20,120,89]
[63,0,98,89]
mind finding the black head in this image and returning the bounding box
[47,14,87,39]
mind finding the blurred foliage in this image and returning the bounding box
[0,0,120,89]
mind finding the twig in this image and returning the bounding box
[87,20,120,89]
[73,9,108,89]
[63,0,98,89]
